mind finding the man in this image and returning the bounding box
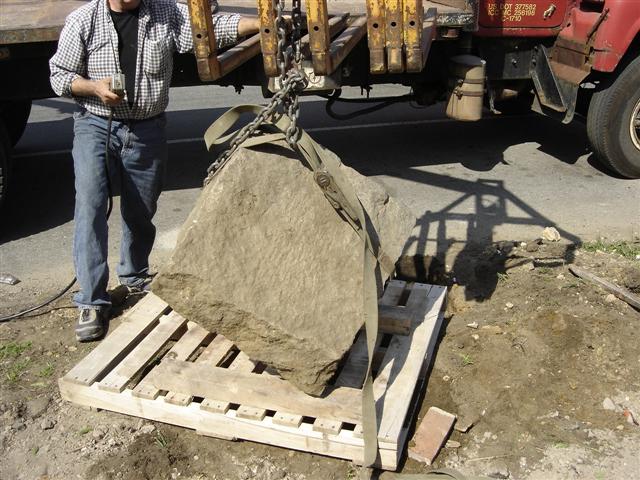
[50,0,259,342]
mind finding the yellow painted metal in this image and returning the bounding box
[403,0,422,72]
[258,0,279,76]
[186,0,221,81]
[384,0,403,73]
[366,0,386,74]
[306,0,332,75]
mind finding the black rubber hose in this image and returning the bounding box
[0,110,115,322]
[320,91,414,121]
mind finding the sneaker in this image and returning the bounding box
[75,308,108,342]
[121,275,154,295]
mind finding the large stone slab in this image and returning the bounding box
[151,143,415,395]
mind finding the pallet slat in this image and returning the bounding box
[375,284,446,443]
[272,412,303,427]
[212,350,258,415]
[313,418,343,435]
[63,293,169,386]
[149,359,363,424]
[335,280,408,389]
[98,312,187,393]
[133,321,210,400]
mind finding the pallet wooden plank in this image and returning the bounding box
[375,284,446,443]
[196,336,246,413]
[380,279,407,306]
[334,333,383,388]
[395,315,443,462]
[211,351,258,415]
[164,391,192,406]
[237,405,267,421]
[228,351,256,371]
[272,412,303,427]
[196,334,235,364]
[63,294,169,386]
[58,381,399,469]
[378,304,411,335]
[98,312,187,393]
[161,328,230,406]
[313,418,343,435]
[335,281,404,389]
[148,359,363,424]
[133,321,211,400]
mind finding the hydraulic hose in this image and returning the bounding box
[0,109,115,322]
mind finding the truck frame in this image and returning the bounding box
[1,0,639,208]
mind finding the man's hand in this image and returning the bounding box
[71,77,123,106]
[93,78,124,106]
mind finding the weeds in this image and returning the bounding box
[5,359,30,383]
[346,465,358,480]
[37,362,55,378]
[0,341,32,360]
[582,240,640,260]
[497,272,509,283]
[553,441,569,449]
[460,354,474,366]
[155,431,169,449]
[79,426,92,435]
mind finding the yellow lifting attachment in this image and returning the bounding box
[187,0,262,81]
[404,3,437,73]
[366,0,387,74]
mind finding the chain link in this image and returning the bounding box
[204,0,306,186]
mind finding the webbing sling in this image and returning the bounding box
[203,107,487,480]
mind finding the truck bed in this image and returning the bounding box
[0,0,88,44]
[0,0,475,45]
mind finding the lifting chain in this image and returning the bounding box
[204,0,307,185]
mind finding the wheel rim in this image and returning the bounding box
[631,97,640,151]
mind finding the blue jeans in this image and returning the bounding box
[72,110,167,310]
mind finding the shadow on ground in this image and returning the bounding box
[2,101,592,252]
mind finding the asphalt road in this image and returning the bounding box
[1,85,639,297]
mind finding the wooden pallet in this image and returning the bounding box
[59,280,446,470]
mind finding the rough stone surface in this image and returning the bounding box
[152,144,414,395]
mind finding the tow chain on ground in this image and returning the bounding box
[204,0,307,185]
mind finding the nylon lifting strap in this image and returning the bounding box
[203,108,488,480]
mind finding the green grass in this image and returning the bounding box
[5,359,30,383]
[553,441,569,449]
[31,446,39,456]
[497,272,509,283]
[79,426,92,435]
[0,341,32,360]
[37,362,55,378]
[346,465,358,480]
[155,431,169,449]
[460,354,474,366]
[582,240,640,260]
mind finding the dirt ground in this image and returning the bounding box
[1,240,639,480]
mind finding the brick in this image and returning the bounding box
[408,406,456,465]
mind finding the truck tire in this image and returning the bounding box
[587,56,640,179]
[0,120,11,210]
[0,100,32,147]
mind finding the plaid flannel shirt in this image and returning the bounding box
[50,0,240,120]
